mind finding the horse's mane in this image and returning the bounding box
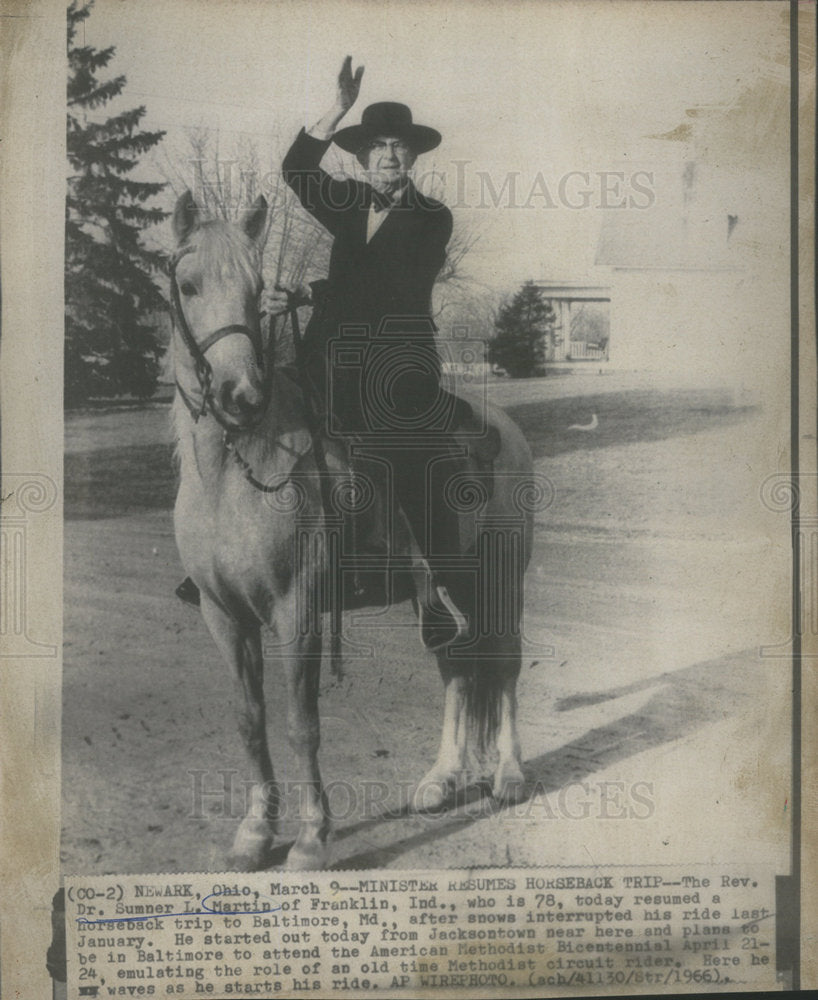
[190,219,264,294]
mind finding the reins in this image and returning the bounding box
[288,296,334,516]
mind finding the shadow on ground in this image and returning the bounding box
[65,443,177,519]
[269,648,756,870]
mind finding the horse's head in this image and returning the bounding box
[171,190,269,430]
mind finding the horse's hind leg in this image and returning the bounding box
[492,637,526,804]
[411,661,468,812]
[199,597,277,871]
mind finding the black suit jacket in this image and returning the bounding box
[282,128,452,350]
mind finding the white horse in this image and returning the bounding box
[170,190,535,870]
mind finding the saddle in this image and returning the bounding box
[316,387,502,614]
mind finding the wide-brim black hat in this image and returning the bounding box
[333,102,441,155]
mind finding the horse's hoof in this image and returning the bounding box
[411,772,457,813]
[493,764,528,805]
[285,842,330,871]
[228,850,270,873]
[228,821,275,872]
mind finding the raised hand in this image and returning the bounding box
[336,55,364,114]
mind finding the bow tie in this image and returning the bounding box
[371,185,405,213]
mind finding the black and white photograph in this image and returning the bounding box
[0,0,814,996]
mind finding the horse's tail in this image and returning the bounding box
[463,663,504,755]
[329,625,343,682]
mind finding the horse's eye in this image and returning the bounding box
[180,281,197,296]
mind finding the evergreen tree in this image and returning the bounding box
[65,1,168,404]
[487,280,554,378]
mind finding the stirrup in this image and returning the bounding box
[419,583,468,652]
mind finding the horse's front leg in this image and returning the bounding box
[278,625,331,870]
[411,662,468,812]
[199,596,278,871]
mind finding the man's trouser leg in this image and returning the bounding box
[374,437,470,650]
[331,344,471,649]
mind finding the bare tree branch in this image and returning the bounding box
[156,127,484,360]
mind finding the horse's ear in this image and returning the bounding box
[242,195,268,243]
[173,190,200,243]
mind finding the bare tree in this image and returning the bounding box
[156,129,482,361]
[436,219,483,292]
[434,282,502,349]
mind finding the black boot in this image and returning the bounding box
[418,566,470,652]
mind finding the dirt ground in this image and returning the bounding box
[62,370,792,876]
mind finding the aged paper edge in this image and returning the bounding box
[0,0,814,996]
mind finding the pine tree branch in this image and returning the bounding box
[65,1,169,402]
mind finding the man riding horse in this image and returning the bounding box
[167,64,532,865]
[276,56,470,651]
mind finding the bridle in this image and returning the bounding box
[169,243,267,431]
[168,242,321,497]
